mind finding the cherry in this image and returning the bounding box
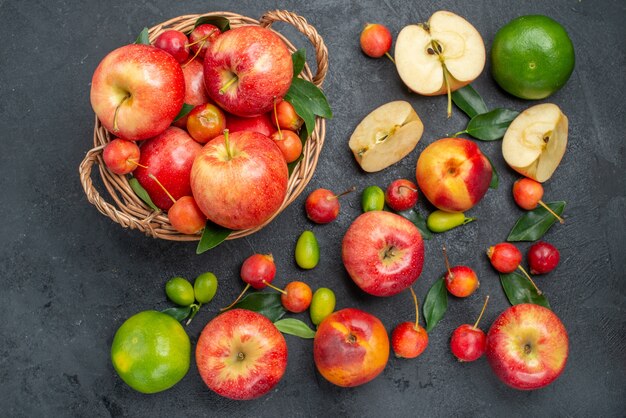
[450,295,490,362]
[512,178,564,224]
[385,179,419,211]
[263,280,313,313]
[270,130,302,163]
[148,174,206,235]
[360,23,394,63]
[154,29,190,63]
[442,246,479,298]
[103,138,142,175]
[272,100,303,131]
[528,241,560,274]
[187,24,220,61]
[391,287,429,358]
[186,103,226,144]
[487,242,543,295]
[305,187,356,224]
[221,254,276,311]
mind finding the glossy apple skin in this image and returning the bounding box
[445,266,479,298]
[134,127,202,210]
[314,308,389,387]
[168,196,206,235]
[342,211,424,297]
[450,324,486,362]
[90,44,185,141]
[196,309,287,400]
[102,139,141,175]
[190,131,288,230]
[416,138,492,212]
[225,112,276,137]
[391,322,429,358]
[173,58,211,128]
[203,26,293,117]
[360,23,393,58]
[486,304,568,390]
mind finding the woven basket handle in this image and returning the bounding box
[259,10,328,87]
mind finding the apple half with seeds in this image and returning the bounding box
[502,103,568,182]
[349,101,424,173]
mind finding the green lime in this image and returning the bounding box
[310,288,336,325]
[491,15,575,99]
[111,310,190,394]
[194,272,218,303]
[165,277,194,306]
[361,186,385,212]
[295,230,320,269]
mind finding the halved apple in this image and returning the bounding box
[349,101,424,172]
[502,103,568,182]
[395,11,485,116]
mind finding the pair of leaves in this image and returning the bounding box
[500,272,550,309]
[508,201,566,242]
[395,208,433,240]
[423,278,447,332]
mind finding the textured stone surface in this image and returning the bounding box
[0,0,624,416]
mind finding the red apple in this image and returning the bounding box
[225,112,276,137]
[134,127,202,210]
[416,137,492,212]
[314,308,389,387]
[190,131,288,230]
[102,138,141,175]
[196,309,287,400]
[486,304,569,390]
[90,44,184,141]
[203,26,293,117]
[342,211,424,297]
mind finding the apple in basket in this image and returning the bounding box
[190,130,288,230]
[203,26,293,117]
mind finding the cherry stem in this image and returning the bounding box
[384,52,396,64]
[182,40,205,68]
[185,30,217,48]
[220,283,250,311]
[223,129,232,160]
[442,246,453,278]
[185,303,202,326]
[472,295,490,330]
[330,186,357,200]
[263,281,287,295]
[128,159,148,169]
[219,75,239,95]
[517,265,543,295]
[409,286,420,330]
[539,200,565,224]
[273,97,282,140]
[148,173,176,204]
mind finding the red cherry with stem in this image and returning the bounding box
[360,23,394,63]
[512,178,564,224]
[305,186,356,224]
[103,138,143,175]
[148,174,206,235]
[442,246,479,298]
[221,254,276,311]
[272,99,303,131]
[270,130,302,163]
[450,295,490,362]
[487,242,543,295]
[154,30,190,63]
[263,280,313,313]
[385,179,419,211]
[391,287,429,358]
[187,24,220,61]
[528,241,560,274]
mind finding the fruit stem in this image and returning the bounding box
[384,52,396,64]
[472,295,490,330]
[185,303,202,326]
[148,173,176,204]
[462,217,477,225]
[332,186,357,200]
[409,286,420,330]
[113,95,130,132]
[128,159,148,169]
[182,40,204,68]
[185,30,217,48]
[220,283,251,311]
[442,64,452,118]
[219,75,239,95]
[223,129,232,160]
[273,97,282,140]
[442,246,453,278]
[263,280,287,295]
[539,200,565,224]
[517,265,543,295]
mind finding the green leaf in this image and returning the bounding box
[135,27,150,45]
[284,78,332,137]
[292,48,306,77]
[274,318,316,339]
[452,84,488,118]
[500,272,550,309]
[193,15,230,32]
[161,306,192,322]
[128,177,159,211]
[423,278,448,332]
[459,108,519,141]
[395,209,433,240]
[196,221,231,254]
[173,103,194,122]
[507,201,566,242]
[484,154,499,189]
[228,292,286,322]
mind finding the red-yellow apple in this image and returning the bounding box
[225,112,276,137]
[342,211,424,297]
[203,26,293,117]
[314,308,389,387]
[190,131,288,230]
[134,127,202,211]
[416,138,492,212]
[90,44,184,141]
[196,309,287,400]
[486,304,569,390]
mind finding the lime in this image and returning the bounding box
[165,277,194,306]
[491,15,575,99]
[295,231,320,269]
[194,272,218,304]
[111,310,190,394]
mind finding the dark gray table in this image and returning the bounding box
[1,0,624,416]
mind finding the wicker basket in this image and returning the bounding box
[79,10,328,242]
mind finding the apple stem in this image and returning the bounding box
[273,97,283,140]
[409,286,420,330]
[185,303,202,326]
[219,75,239,95]
[517,265,543,295]
[539,200,565,224]
[472,295,490,330]
[332,186,357,200]
[442,246,453,279]
[112,95,130,132]
[128,159,148,169]
[223,129,232,160]
[220,283,251,311]
[263,280,287,295]
[148,173,176,204]
[384,52,396,64]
